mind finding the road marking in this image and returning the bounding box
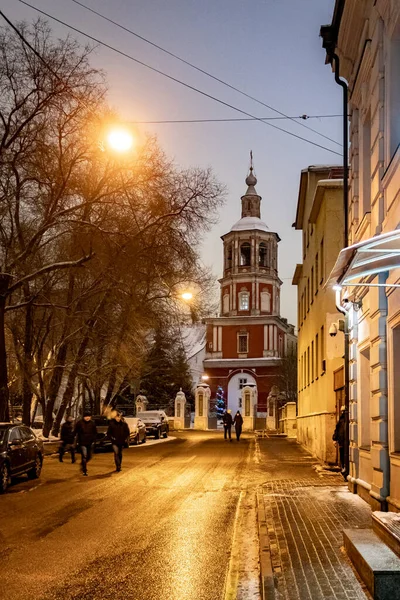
[224,490,261,600]
[223,490,244,600]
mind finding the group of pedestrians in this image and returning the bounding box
[59,410,130,476]
[222,409,243,441]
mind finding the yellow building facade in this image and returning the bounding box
[293,166,344,464]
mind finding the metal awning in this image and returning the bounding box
[326,229,400,289]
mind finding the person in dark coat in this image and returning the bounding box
[74,411,97,476]
[233,410,243,441]
[107,412,130,472]
[59,416,76,463]
[333,406,346,476]
[222,410,233,442]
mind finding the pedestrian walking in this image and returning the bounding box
[107,412,130,472]
[74,410,97,476]
[233,410,243,441]
[59,416,76,463]
[222,410,233,442]
[333,406,346,477]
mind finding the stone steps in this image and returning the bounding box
[372,511,400,558]
[343,528,400,599]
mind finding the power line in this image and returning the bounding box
[68,0,341,148]
[130,115,342,125]
[16,1,342,157]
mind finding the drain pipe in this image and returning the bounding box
[332,52,350,479]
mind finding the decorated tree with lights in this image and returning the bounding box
[215,386,225,417]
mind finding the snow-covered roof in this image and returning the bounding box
[230,216,270,233]
[181,325,206,359]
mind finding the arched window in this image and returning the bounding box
[225,244,232,269]
[259,242,267,267]
[239,291,250,311]
[240,242,251,266]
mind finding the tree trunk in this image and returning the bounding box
[43,274,75,437]
[103,366,118,408]
[0,275,11,422]
[22,299,33,426]
[51,294,107,434]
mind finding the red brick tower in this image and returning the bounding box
[203,158,296,419]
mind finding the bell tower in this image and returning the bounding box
[219,155,282,317]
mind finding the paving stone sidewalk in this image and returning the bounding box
[259,478,372,600]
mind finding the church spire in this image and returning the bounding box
[241,151,261,218]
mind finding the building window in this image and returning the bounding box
[315,253,319,293]
[239,291,249,311]
[311,267,314,301]
[259,242,267,267]
[238,334,248,354]
[225,244,233,269]
[392,325,400,451]
[361,110,371,216]
[307,278,310,312]
[240,242,251,266]
[303,231,306,259]
[315,334,319,379]
[320,239,324,283]
[321,326,325,374]
[238,378,248,389]
[388,31,400,162]
[223,293,229,314]
[261,290,271,312]
[359,347,371,449]
[307,346,310,385]
[311,340,314,382]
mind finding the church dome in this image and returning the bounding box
[230,216,270,233]
[245,170,257,187]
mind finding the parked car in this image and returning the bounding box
[0,423,44,493]
[136,411,169,439]
[93,416,111,450]
[124,417,147,445]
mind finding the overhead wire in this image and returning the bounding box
[68,0,341,148]
[15,1,342,157]
[129,115,342,124]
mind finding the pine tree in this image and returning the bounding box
[139,328,175,408]
[139,327,194,410]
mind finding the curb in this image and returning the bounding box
[256,490,275,600]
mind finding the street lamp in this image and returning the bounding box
[106,128,134,153]
[181,292,193,302]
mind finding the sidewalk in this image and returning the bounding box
[257,442,372,600]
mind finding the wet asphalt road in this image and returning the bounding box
[0,431,319,600]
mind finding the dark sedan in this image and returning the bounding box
[0,423,44,493]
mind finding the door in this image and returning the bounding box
[20,426,36,468]
[7,427,24,475]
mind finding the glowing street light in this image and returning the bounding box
[106,128,134,152]
[181,291,193,302]
[201,374,209,381]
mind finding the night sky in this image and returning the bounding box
[2,0,341,325]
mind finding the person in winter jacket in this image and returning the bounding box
[59,416,76,463]
[222,410,233,441]
[107,412,130,472]
[233,411,243,441]
[333,406,346,476]
[74,411,97,476]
